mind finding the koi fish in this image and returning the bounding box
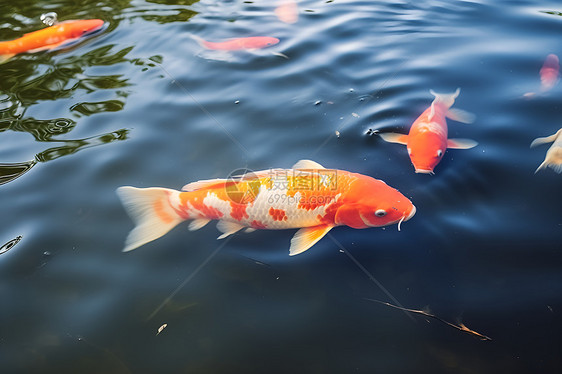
[0,19,105,61]
[191,35,280,51]
[530,128,562,174]
[540,54,559,92]
[116,160,416,255]
[380,89,477,174]
[275,0,299,24]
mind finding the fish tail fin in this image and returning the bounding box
[430,88,461,109]
[0,53,15,64]
[189,34,207,48]
[116,186,184,252]
[535,149,562,174]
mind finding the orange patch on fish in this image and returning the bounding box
[230,202,249,221]
[269,207,288,221]
[250,220,268,229]
[153,199,174,224]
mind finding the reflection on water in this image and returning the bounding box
[0,160,36,185]
[0,235,22,254]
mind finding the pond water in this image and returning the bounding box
[1,0,561,372]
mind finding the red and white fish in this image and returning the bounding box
[540,54,559,92]
[380,89,477,174]
[116,160,416,255]
[275,0,299,24]
[191,35,280,51]
[530,127,562,174]
[0,19,105,62]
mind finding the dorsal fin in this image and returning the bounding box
[292,160,325,169]
[181,178,227,191]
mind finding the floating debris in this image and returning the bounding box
[234,100,240,104]
[314,100,322,106]
[335,130,340,138]
[352,112,359,118]
[0,235,22,255]
[365,128,379,136]
[156,323,168,336]
[367,298,492,341]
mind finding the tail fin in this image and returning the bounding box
[116,186,184,252]
[430,88,461,109]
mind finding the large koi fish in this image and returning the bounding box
[0,19,105,61]
[380,89,477,174]
[116,160,416,255]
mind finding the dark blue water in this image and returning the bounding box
[1,0,561,372]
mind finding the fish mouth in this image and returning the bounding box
[414,168,434,175]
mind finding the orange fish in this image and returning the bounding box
[0,19,105,61]
[380,89,477,174]
[116,160,416,255]
[540,53,559,92]
[192,35,280,51]
[275,0,299,24]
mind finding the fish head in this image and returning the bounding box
[407,130,446,174]
[334,175,416,230]
[63,19,105,38]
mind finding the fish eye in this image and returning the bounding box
[436,149,442,157]
[375,209,387,217]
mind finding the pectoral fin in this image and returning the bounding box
[188,218,211,231]
[447,138,478,149]
[379,133,408,145]
[216,220,245,239]
[446,108,476,124]
[289,225,333,256]
[0,54,15,63]
[530,129,562,148]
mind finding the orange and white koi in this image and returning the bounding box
[530,128,562,174]
[116,160,416,255]
[540,54,559,92]
[380,89,477,174]
[0,19,105,61]
[191,35,279,51]
[275,0,299,24]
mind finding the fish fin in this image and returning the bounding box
[430,88,461,109]
[534,159,549,174]
[535,146,562,173]
[429,101,436,121]
[216,220,245,239]
[292,160,325,169]
[271,51,289,59]
[289,225,333,256]
[530,129,561,148]
[188,218,211,231]
[244,228,256,233]
[189,34,207,48]
[116,186,183,252]
[0,54,15,63]
[182,178,228,191]
[379,132,408,145]
[447,138,478,149]
[446,108,476,124]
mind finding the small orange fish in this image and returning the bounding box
[380,89,477,174]
[192,35,279,51]
[0,19,105,61]
[275,0,299,24]
[116,160,416,255]
[540,53,559,92]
